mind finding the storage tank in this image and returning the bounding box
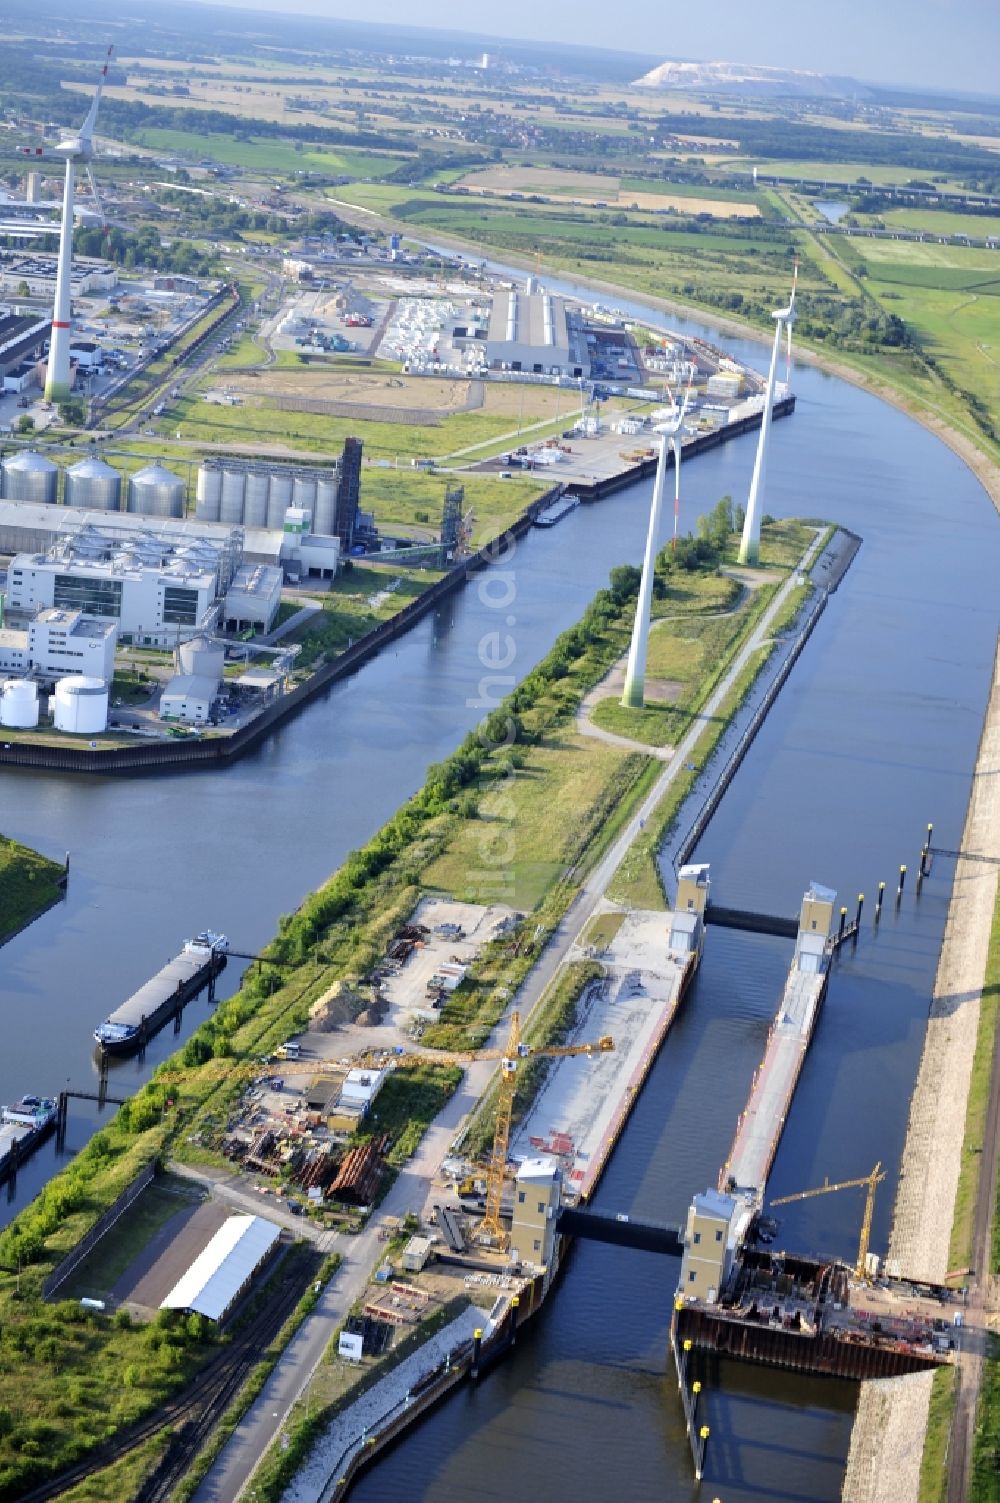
[127,463,184,518]
[313,476,336,537]
[0,679,38,729]
[292,473,317,524]
[266,470,292,529]
[64,456,122,512]
[219,466,246,525]
[52,675,108,735]
[243,469,269,529]
[3,450,58,504]
[195,463,222,523]
[178,636,225,680]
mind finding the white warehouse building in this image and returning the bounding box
[0,606,117,682]
[486,288,583,377]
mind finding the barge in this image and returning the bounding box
[94,931,229,1055]
[0,1095,58,1184]
[532,493,579,528]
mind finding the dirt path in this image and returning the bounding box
[843,645,1000,1503]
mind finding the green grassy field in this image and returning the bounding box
[130,127,410,179]
[0,836,65,943]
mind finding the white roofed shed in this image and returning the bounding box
[160,1214,280,1323]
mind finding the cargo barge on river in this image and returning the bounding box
[94,932,228,1056]
[0,1096,58,1185]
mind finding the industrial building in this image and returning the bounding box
[0,315,48,382]
[160,1213,281,1324]
[222,563,283,632]
[0,252,117,298]
[160,673,216,724]
[0,606,117,682]
[486,289,584,378]
[6,516,243,647]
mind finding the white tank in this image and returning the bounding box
[128,464,184,518]
[313,477,337,537]
[266,471,292,529]
[3,450,59,504]
[64,456,122,511]
[53,675,108,735]
[178,636,225,679]
[0,679,38,728]
[243,470,269,529]
[219,467,246,525]
[196,464,222,522]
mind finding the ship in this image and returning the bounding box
[94,931,229,1055]
[0,1096,58,1184]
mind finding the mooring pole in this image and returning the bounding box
[875,881,885,925]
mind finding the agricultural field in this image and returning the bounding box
[120,125,410,179]
[453,164,760,218]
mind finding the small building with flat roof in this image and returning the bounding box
[160,1213,281,1323]
[160,672,216,723]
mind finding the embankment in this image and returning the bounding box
[843,643,1000,1503]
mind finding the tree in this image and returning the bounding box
[16,280,29,298]
[608,563,641,603]
[16,415,34,434]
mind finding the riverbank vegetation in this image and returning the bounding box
[0,835,65,945]
[0,512,813,1498]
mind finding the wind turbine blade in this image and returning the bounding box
[80,46,113,143]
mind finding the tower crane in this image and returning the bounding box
[171,1012,613,1251]
[770,1162,886,1279]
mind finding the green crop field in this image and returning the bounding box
[130,127,410,179]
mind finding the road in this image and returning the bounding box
[192,530,825,1501]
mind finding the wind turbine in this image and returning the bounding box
[621,377,693,710]
[44,47,113,404]
[737,264,797,567]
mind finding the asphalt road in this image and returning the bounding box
[192,532,824,1501]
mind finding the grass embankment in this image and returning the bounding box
[0,517,811,1499]
[0,835,65,944]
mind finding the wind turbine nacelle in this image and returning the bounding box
[54,136,92,163]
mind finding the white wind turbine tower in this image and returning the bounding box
[621,376,693,710]
[737,264,797,566]
[44,47,113,405]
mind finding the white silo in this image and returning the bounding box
[53,675,108,734]
[128,463,185,518]
[3,450,59,504]
[178,636,225,680]
[0,679,39,729]
[219,466,246,525]
[313,475,337,536]
[196,463,223,522]
[292,473,317,523]
[266,470,292,529]
[243,469,269,528]
[64,456,122,512]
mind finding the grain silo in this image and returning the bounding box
[219,466,246,525]
[266,470,292,529]
[313,475,337,536]
[243,468,269,529]
[178,635,225,679]
[196,462,222,522]
[3,450,59,504]
[64,456,122,512]
[128,463,185,518]
[292,473,317,528]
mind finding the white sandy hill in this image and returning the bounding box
[633,58,870,100]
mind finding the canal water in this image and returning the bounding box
[2,301,998,1499]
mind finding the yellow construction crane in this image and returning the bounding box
[176,1014,613,1250]
[770,1162,886,1279]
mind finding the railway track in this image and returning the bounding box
[16,1249,318,1503]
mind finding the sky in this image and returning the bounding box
[191,0,1000,95]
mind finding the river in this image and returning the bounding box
[2,302,998,1499]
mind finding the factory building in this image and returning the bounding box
[0,606,118,682]
[0,252,117,298]
[486,289,584,378]
[6,516,242,648]
[160,1214,282,1324]
[0,314,49,381]
[160,674,217,724]
[222,563,283,633]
